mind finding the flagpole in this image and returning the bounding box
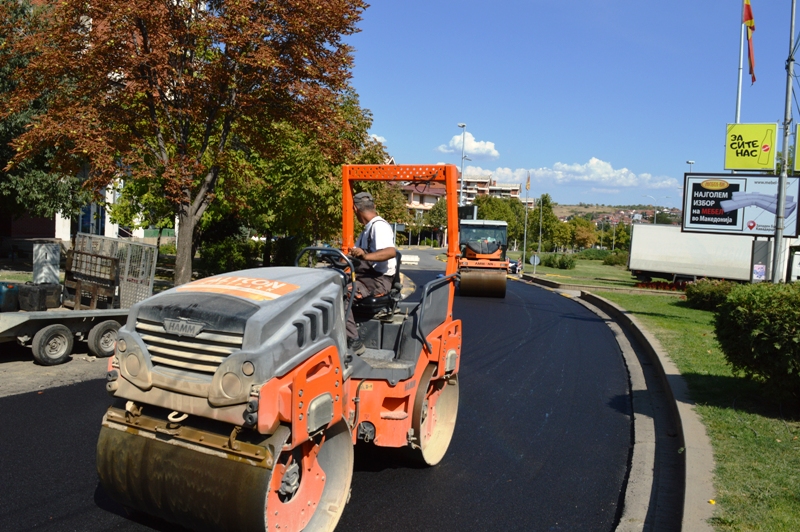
[735,1,745,123]
[534,195,543,276]
[772,0,796,283]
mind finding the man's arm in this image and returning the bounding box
[349,246,396,262]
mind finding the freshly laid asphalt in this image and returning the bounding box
[0,263,633,531]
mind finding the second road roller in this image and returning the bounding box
[458,219,509,298]
[96,164,463,531]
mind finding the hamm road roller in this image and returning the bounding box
[96,164,463,531]
[458,219,509,298]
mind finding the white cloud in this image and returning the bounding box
[465,157,679,190]
[436,132,499,159]
[370,134,386,143]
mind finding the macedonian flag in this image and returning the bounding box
[744,0,756,83]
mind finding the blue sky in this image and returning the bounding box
[346,1,797,208]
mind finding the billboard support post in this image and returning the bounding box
[773,0,797,283]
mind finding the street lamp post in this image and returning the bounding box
[643,195,671,224]
[612,222,617,250]
[458,123,466,206]
[686,160,695,173]
[643,194,658,225]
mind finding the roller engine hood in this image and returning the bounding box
[116,267,347,406]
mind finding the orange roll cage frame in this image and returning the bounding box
[341,164,461,277]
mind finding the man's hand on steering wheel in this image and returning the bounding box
[349,246,366,260]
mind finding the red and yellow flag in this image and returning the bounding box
[744,0,756,83]
[526,171,530,191]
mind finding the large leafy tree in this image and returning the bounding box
[473,195,525,241]
[526,193,561,253]
[423,196,448,230]
[0,0,88,218]
[611,223,630,251]
[1,0,367,284]
[569,217,596,249]
[197,88,399,264]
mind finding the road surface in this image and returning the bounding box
[0,253,632,531]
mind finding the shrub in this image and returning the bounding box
[715,282,800,399]
[198,237,262,275]
[603,251,629,266]
[576,248,610,260]
[420,237,438,247]
[159,243,177,256]
[271,236,312,266]
[541,253,576,270]
[684,279,736,311]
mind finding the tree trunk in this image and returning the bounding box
[155,227,163,264]
[263,231,272,267]
[175,211,194,285]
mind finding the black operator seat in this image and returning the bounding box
[351,251,403,317]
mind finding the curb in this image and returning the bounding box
[571,297,656,531]
[582,293,716,532]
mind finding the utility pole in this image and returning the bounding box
[772,0,796,283]
[533,195,543,275]
[521,173,530,277]
[458,123,466,206]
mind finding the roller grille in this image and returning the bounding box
[135,318,243,375]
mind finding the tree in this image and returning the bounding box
[570,217,596,249]
[505,197,526,243]
[655,211,673,225]
[528,194,560,252]
[184,88,395,266]
[473,195,526,242]
[550,222,573,252]
[424,197,448,230]
[0,0,88,219]
[1,0,367,284]
[612,223,630,251]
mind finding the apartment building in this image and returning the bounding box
[456,175,521,205]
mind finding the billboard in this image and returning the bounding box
[682,173,799,237]
[724,123,777,171]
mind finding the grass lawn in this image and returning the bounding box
[0,272,34,283]
[596,291,800,531]
[507,252,637,288]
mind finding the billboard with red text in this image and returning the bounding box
[682,173,799,237]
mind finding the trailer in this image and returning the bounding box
[0,234,157,365]
[0,309,130,365]
[628,224,756,282]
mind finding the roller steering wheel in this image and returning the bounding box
[295,247,357,315]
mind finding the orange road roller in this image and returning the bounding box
[458,219,509,298]
[96,164,463,531]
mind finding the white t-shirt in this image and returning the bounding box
[355,216,396,276]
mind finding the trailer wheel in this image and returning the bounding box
[32,324,74,366]
[87,320,120,358]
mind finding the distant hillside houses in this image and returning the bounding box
[576,207,682,226]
